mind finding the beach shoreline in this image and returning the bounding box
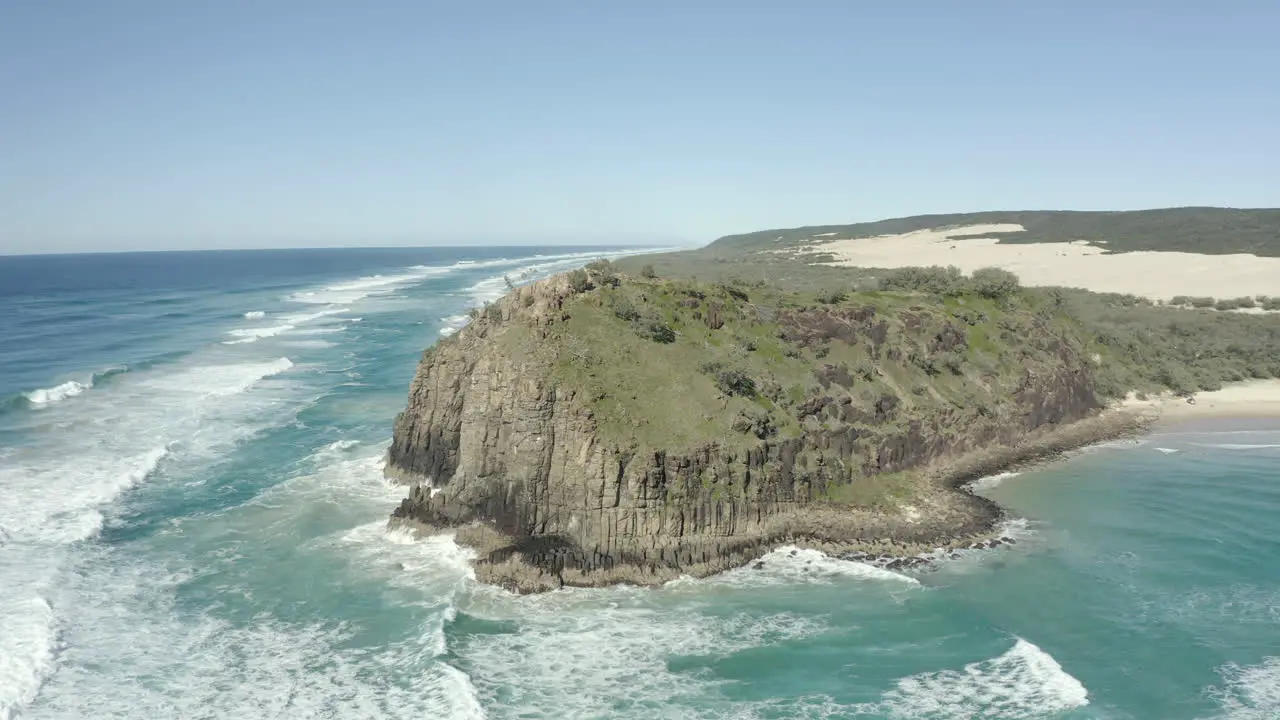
[1119,379,1280,423]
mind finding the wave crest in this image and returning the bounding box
[876,638,1089,719]
[24,380,91,406]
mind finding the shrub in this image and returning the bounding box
[941,351,964,375]
[1264,298,1280,311]
[610,295,640,321]
[586,259,620,288]
[1189,297,1216,308]
[640,264,658,279]
[568,269,593,293]
[815,288,848,304]
[1170,295,1193,306]
[880,265,966,296]
[713,369,756,397]
[642,321,676,343]
[970,267,1021,299]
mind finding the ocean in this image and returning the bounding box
[0,248,1277,720]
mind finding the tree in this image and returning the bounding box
[640,264,658,279]
[970,267,1021,299]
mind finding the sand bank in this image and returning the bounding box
[809,224,1280,302]
[1121,379,1280,421]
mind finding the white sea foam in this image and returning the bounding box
[287,267,456,305]
[875,638,1089,719]
[337,525,478,605]
[966,471,1021,493]
[279,307,350,325]
[0,352,309,716]
[290,326,345,336]
[8,435,482,719]
[1206,657,1280,720]
[278,339,334,349]
[0,594,59,720]
[675,545,921,589]
[23,380,91,406]
[456,585,825,718]
[26,586,484,719]
[1155,447,1182,453]
[222,324,295,344]
[242,310,266,319]
[439,314,470,336]
[137,357,293,398]
[1198,443,1280,451]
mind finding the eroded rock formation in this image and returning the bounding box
[386,274,1109,592]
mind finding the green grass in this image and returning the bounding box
[531,270,1094,453]
[821,471,917,510]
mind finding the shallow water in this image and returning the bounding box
[1,248,1277,719]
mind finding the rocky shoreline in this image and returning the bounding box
[389,406,1155,592]
[384,272,1158,594]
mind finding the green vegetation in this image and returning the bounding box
[611,256,1280,403]
[1214,296,1256,311]
[534,268,1099,453]
[877,265,1020,300]
[1034,287,1280,397]
[568,269,592,293]
[701,207,1280,256]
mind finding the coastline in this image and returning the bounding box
[392,405,1158,593]
[1119,379,1280,423]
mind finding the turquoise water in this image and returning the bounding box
[1,249,1277,719]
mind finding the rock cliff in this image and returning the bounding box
[387,267,1109,591]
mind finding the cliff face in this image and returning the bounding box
[387,271,1103,591]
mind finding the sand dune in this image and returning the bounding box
[810,224,1280,302]
[1121,379,1280,420]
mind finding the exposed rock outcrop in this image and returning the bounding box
[386,273,1116,592]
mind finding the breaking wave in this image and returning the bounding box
[23,380,90,406]
[874,638,1089,719]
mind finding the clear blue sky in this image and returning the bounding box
[2,1,1277,254]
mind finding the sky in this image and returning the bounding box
[1,1,1277,254]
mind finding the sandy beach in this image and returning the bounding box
[1120,379,1280,421]
[807,223,1280,302]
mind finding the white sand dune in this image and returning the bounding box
[809,224,1280,302]
[1121,379,1280,420]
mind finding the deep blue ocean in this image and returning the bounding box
[1,248,1277,720]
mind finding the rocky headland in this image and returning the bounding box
[385,263,1152,592]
